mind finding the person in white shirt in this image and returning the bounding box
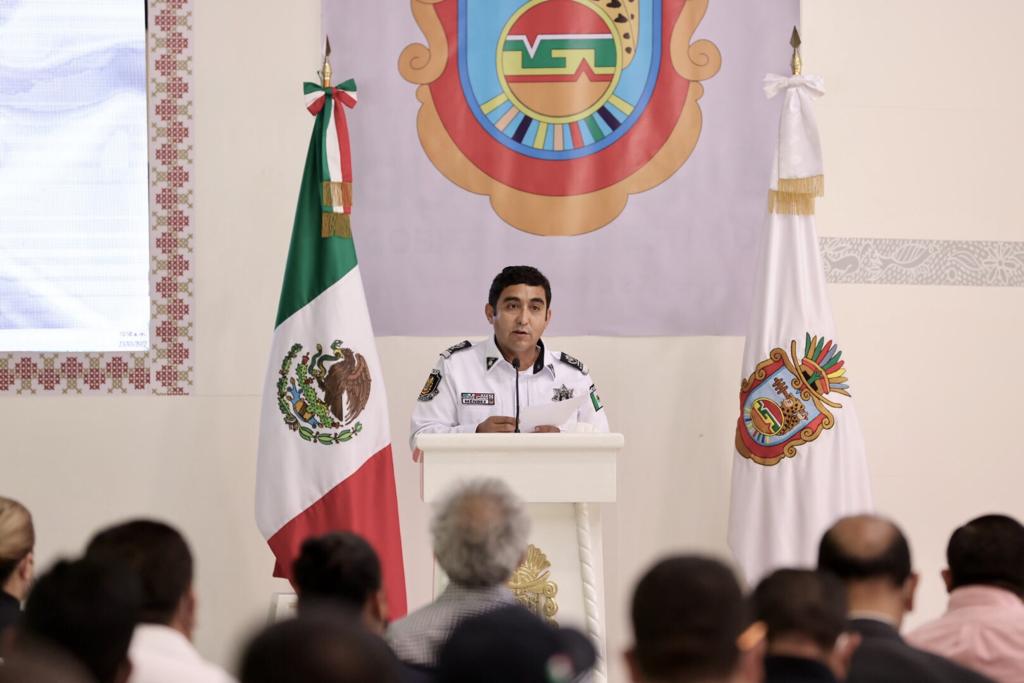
[410,265,608,446]
[85,520,235,683]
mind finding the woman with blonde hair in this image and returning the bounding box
[0,496,34,636]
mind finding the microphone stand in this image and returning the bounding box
[512,357,521,433]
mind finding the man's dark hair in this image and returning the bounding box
[487,266,551,310]
[84,519,193,624]
[631,556,748,681]
[239,610,400,683]
[946,514,1024,596]
[21,558,141,683]
[818,518,912,587]
[752,569,847,651]
[292,532,381,613]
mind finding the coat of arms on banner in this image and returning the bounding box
[399,0,721,236]
[736,335,851,467]
[277,341,370,444]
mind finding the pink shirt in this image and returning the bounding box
[908,585,1024,683]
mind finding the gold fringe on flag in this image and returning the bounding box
[777,174,824,197]
[321,181,353,209]
[321,212,352,238]
[768,191,816,216]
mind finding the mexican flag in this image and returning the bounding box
[255,79,407,616]
[727,73,873,585]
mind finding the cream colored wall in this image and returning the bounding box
[0,1,1022,681]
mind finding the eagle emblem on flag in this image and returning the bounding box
[277,340,369,445]
[399,0,720,235]
[736,334,851,466]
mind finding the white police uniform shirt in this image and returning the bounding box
[410,337,608,447]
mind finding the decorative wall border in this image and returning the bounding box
[821,237,1024,287]
[0,0,194,395]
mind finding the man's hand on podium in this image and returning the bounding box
[475,416,561,433]
[476,416,516,433]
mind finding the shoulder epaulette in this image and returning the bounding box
[440,340,472,359]
[558,352,589,375]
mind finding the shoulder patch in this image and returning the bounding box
[440,340,472,359]
[558,352,589,375]
[418,370,442,402]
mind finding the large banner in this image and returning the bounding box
[322,0,799,336]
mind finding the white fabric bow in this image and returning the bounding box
[764,73,825,189]
[763,73,826,100]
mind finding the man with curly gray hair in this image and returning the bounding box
[387,478,530,671]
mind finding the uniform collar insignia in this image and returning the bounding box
[533,339,546,374]
[485,337,547,374]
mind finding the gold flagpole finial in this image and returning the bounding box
[320,36,333,88]
[790,27,802,76]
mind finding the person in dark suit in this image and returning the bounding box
[817,515,994,683]
[752,569,860,683]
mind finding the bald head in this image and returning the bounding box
[818,515,911,587]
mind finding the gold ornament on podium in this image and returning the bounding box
[508,544,559,625]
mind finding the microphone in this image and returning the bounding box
[512,357,521,433]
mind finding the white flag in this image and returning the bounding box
[728,74,873,585]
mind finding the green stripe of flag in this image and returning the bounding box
[274,108,357,327]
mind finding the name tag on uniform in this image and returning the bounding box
[461,392,495,406]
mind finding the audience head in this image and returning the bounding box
[0,641,94,683]
[431,478,530,587]
[293,531,388,634]
[627,555,763,683]
[943,513,1024,597]
[753,569,859,678]
[20,558,141,683]
[438,605,596,683]
[239,609,400,683]
[0,496,35,601]
[85,519,195,637]
[817,514,917,624]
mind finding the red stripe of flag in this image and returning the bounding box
[268,444,408,618]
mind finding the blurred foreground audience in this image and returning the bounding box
[907,514,1024,683]
[0,496,34,645]
[818,515,994,683]
[752,569,858,683]
[626,555,764,683]
[437,605,596,683]
[240,610,400,683]
[85,520,236,683]
[387,479,529,670]
[294,531,431,683]
[0,642,92,683]
[19,558,141,683]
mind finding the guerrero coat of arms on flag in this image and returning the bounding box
[399,0,721,235]
[736,334,851,467]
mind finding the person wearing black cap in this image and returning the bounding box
[437,605,596,683]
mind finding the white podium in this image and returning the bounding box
[415,433,623,683]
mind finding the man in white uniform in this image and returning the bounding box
[410,266,607,446]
